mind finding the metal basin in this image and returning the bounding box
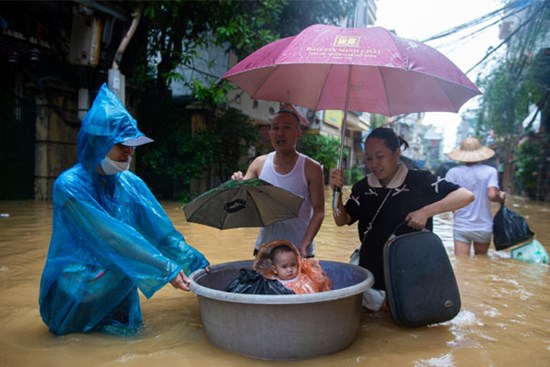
[189,260,374,360]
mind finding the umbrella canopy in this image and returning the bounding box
[183,178,304,230]
[223,24,481,207]
[223,24,481,116]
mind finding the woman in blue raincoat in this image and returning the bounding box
[39,84,209,336]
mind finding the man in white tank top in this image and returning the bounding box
[231,107,325,257]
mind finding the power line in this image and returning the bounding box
[421,1,531,44]
[419,0,534,75]
[421,4,513,43]
[431,8,520,51]
[466,1,544,74]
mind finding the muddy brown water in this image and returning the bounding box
[0,189,549,366]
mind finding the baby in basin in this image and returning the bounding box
[224,240,332,295]
[254,240,332,294]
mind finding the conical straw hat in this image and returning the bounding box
[448,137,495,163]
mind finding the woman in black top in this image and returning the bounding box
[330,128,474,291]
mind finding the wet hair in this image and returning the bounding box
[270,244,295,262]
[273,109,301,127]
[365,127,409,152]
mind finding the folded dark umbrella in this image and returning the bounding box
[183,178,304,230]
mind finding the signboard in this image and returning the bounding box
[324,110,343,128]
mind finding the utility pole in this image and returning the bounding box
[108,2,143,104]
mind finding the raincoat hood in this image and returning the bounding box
[77,83,152,172]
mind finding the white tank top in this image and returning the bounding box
[255,152,315,256]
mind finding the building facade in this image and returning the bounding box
[0,1,139,200]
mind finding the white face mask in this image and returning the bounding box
[100,156,131,175]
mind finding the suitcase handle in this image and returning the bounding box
[390,221,429,239]
[392,221,412,236]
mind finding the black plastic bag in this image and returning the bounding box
[493,204,534,251]
[224,269,295,295]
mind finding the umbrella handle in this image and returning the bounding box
[224,199,247,213]
[332,187,341,209]
[333,66,351,210]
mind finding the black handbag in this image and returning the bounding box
[493,204,534,251]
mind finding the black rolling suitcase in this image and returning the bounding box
[383,225,461,328]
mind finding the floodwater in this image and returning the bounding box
[0,188,549,367]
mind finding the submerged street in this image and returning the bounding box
[0,188,548,366]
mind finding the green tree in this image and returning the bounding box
[475,0,549,196]
[139,0,356,96]
[345,165,363,185]
[132,0,357,196]
[514,135,539,196]
[297,133,344,182]
[477,62,530,140]
[523,49,550,132]
[138,97,204,199]
[370,114,386,129]
[141,103,258,200]
[202,107,260,182]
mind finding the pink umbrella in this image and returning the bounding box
[222,24,481,205]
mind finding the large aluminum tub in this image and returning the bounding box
[189,260,374,360]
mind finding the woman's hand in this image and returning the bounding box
[405,208,429,230]
[170,271,191,291]
[170,265,210,291]
[329,168,344,190]
[330,168,350,226]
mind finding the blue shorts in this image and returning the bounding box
[453,229,492,244]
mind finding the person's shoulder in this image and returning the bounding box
[351,175,369,190]
[53,164,93,203]
[480,163,498,172]
[119,170,144,182]
[255,153,269,162]
[446,165,461,174]
[407,168,434,179]
[250,154,269,170]
[303,154,322,169]
[444,165,461,179]
[118,171,154,194]
[54,164,88,189]
[406,168,448,186]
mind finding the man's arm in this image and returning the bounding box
[488,186,506,203]
[231,155,267,180]
[299,158,325,255]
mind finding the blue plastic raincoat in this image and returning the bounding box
[39,84,209,336]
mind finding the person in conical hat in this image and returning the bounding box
[445,137,506,256]
[447,137,496,163]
